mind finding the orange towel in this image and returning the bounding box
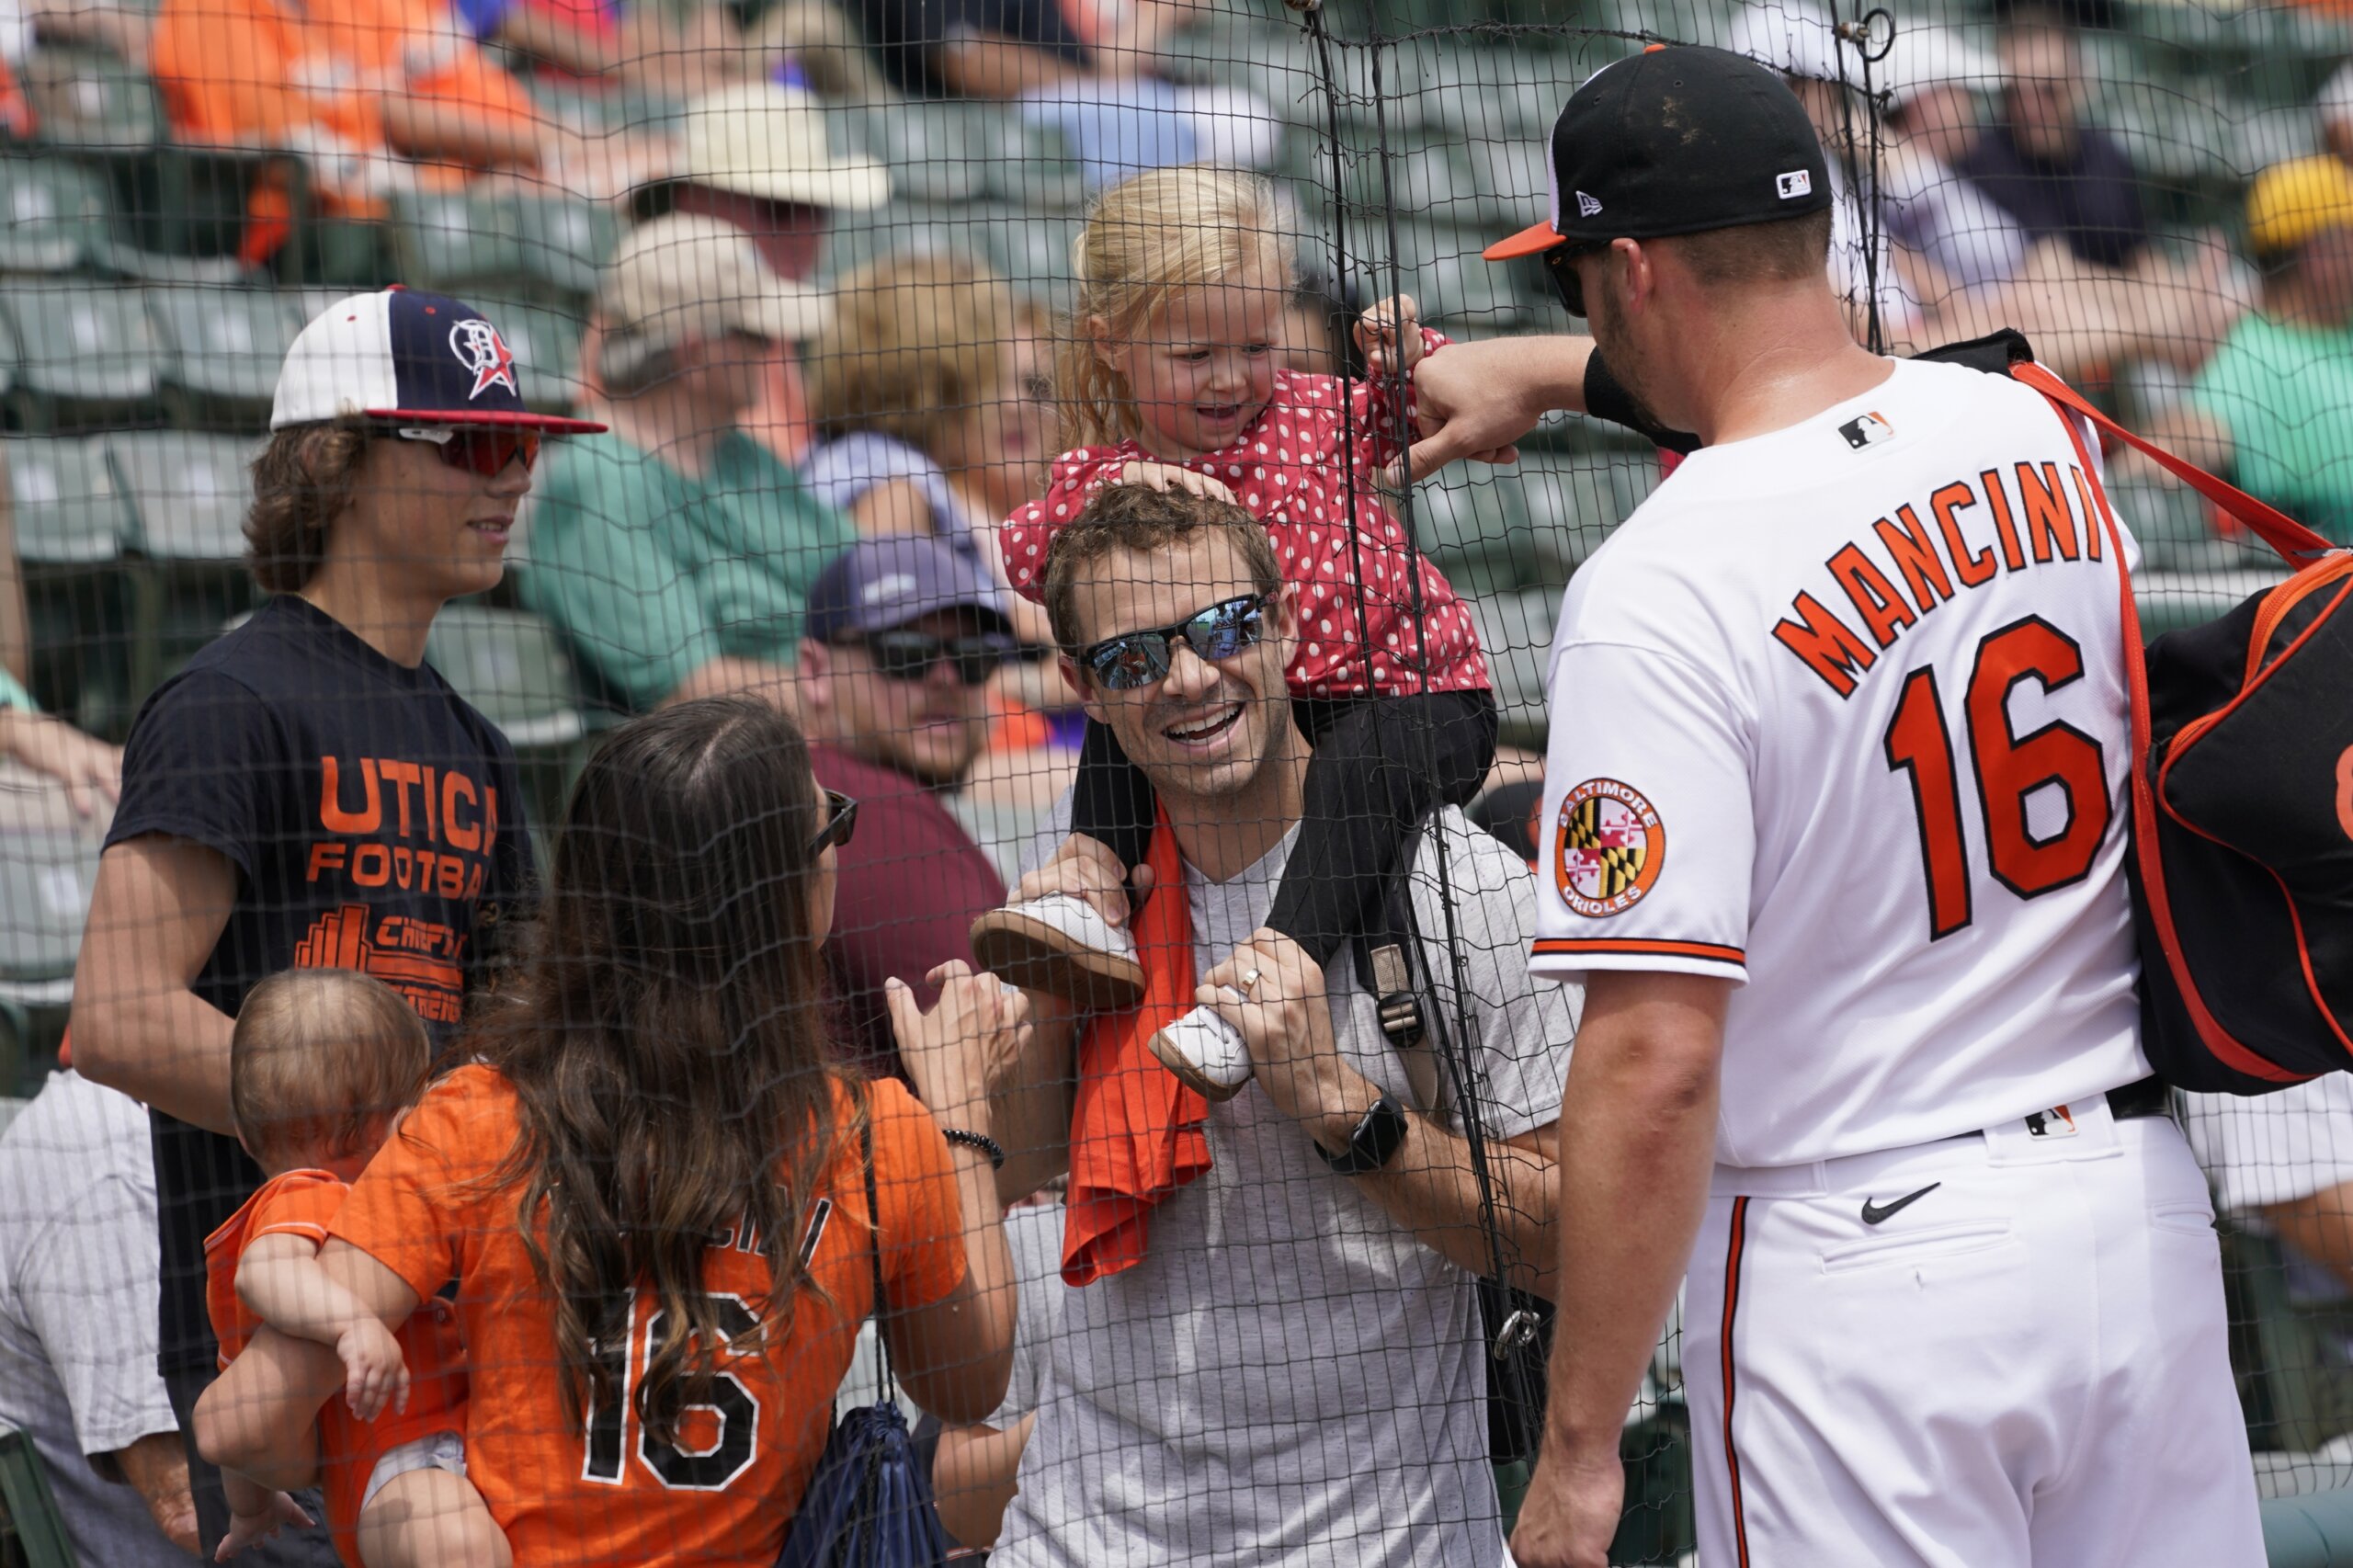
[1061,810,1211,1286]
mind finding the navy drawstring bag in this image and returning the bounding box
[777,1102,951,1568]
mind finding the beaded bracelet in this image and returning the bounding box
[941,1128,1006,1170]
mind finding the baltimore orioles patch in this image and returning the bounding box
[1555,778,1666,918]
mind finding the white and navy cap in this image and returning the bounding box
[270,287,606,434]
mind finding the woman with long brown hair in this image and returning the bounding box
[198,697,1023,1567]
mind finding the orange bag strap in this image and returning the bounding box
[2010,360,2338,571]
[2029,371,2311,1085]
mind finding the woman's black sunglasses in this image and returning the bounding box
[1074,594,1271,692]
[808,788,858,858]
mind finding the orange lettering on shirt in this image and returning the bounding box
[422,765,439,842]
[379,761,426,838]
[2017,461,2080,563]
[1930,480,1997,587]
[1830,544,1917,648]
[318,756,381,835]
[351,843,391,888]
[2336,746,2353,843]
[442,772,482,852]
[1873,505,1956,615]
[1980,468,2027,572]
[1772,591,1879,699]
[306,842,347,881]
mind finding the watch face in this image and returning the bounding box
[1323,1092,1410,1175]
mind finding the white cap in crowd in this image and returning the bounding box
[597,215,834,383]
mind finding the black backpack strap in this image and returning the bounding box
[1907,326,2036,375]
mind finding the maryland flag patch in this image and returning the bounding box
[1555,778,1667,918]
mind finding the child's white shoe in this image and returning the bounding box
[970,894,1147,1011]
[1148,1005,1253,1101]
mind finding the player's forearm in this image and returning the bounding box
[1540,986,1723,1460]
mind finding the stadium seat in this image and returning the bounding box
[508,193,621,301]
[389,190,530,296]
[21,43,161,149]
[0,1422,79,1567]
[108,431,256,562]
[830,102,995,206]
[0,283,164,425]
[1409,473,1536,599]
[0,823,99,991]
[144,285,304,416]
[1468,586,1559,748]
[1404,222,1529,329]
[425,602,588,753]
[0,154,109,274]
[4,437,129,567]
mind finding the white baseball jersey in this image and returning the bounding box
[1532,356,2152,1167]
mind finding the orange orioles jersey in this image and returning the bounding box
[207,1168,469,1567]
[330,1065,967,1567]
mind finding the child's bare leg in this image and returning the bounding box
[357,1469,509,1568]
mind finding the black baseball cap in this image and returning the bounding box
[1483,44,1834,264]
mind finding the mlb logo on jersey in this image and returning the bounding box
[1838,412,1895,450]
[1554,777,1666,918]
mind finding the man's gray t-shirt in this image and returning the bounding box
[995,807,1577,1568]
[0,1071,190,1568]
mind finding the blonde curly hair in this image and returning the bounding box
[1058,165,1291,449]
[807,251,1050,460]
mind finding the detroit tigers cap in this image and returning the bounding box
[270,287,607,433]
[1483,43,1834,262]
[803,534,1014,643]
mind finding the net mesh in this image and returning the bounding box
[0,0,2348,1562]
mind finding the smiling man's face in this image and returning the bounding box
[1062,530,1298,812]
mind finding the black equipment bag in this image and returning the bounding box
[1994,349,2353,1094]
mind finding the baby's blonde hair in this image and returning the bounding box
[1060,165,1292,449]
[231,969,430,1169]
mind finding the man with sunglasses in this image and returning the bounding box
[523,213,857,716]
[981,484,1574,1568]
[73,288,598,1563]
[799,534,1018,1074]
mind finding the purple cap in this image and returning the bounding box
[804,534,1013,642]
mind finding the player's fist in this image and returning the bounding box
[336,1316,411,1422]
[217,1489,312,1560]
[1116,460,1237,506]
[1508,1449,1625,1568]
[1356,294,1425,378]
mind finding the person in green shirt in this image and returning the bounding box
[523,212,858,713]
[2164,156,2353,544]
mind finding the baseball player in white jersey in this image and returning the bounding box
[1398,44,2265,1568]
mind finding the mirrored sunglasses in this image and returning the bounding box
[392,426,541,476]
[1076,594,1270,692]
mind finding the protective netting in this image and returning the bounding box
[2,0,2352,1563]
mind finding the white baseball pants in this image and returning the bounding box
[1683,1100,2264,1567]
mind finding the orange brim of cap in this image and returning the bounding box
[1483,218,1565,260]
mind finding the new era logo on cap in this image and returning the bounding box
[1575,190,1604,217]
[1777,169,1813,199]
[270,288,604,435]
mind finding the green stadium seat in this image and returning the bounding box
[425,602,587,752]
[1405,223,1527,329]
[4,437,128,566]
[108,431,257,562]
[22,44,160,149]
[0,154,110,274]
[977,119,1089,213]
[390,189,530,295]
[144,285,305,413]
[1512,453,1618,585]
[1409,473,1535,598]
[1468,586,1559,749]
[832,102,995,206]
[0,1421,80,1566]
[0,824,100,991]
[0,283,164,419]
[508,193,620,301]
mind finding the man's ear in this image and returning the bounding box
[1059,655,1107,727]
[1610,237,1654,312]
[798,639,832,711]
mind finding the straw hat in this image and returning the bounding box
[597,214,835,381]
[637,82,890,216]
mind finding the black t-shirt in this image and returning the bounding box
[1954,122,2149,271]
[104,596,535,1377]
[852,0,1087,96]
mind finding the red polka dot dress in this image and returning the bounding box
[1000,333,1492,700]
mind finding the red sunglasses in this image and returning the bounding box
[392,426,541,476]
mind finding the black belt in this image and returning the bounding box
[2106,1076,2172,1121]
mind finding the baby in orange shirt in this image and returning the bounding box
[206,969,506,1567]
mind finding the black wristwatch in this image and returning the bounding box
[1314,1092,1410,1176]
